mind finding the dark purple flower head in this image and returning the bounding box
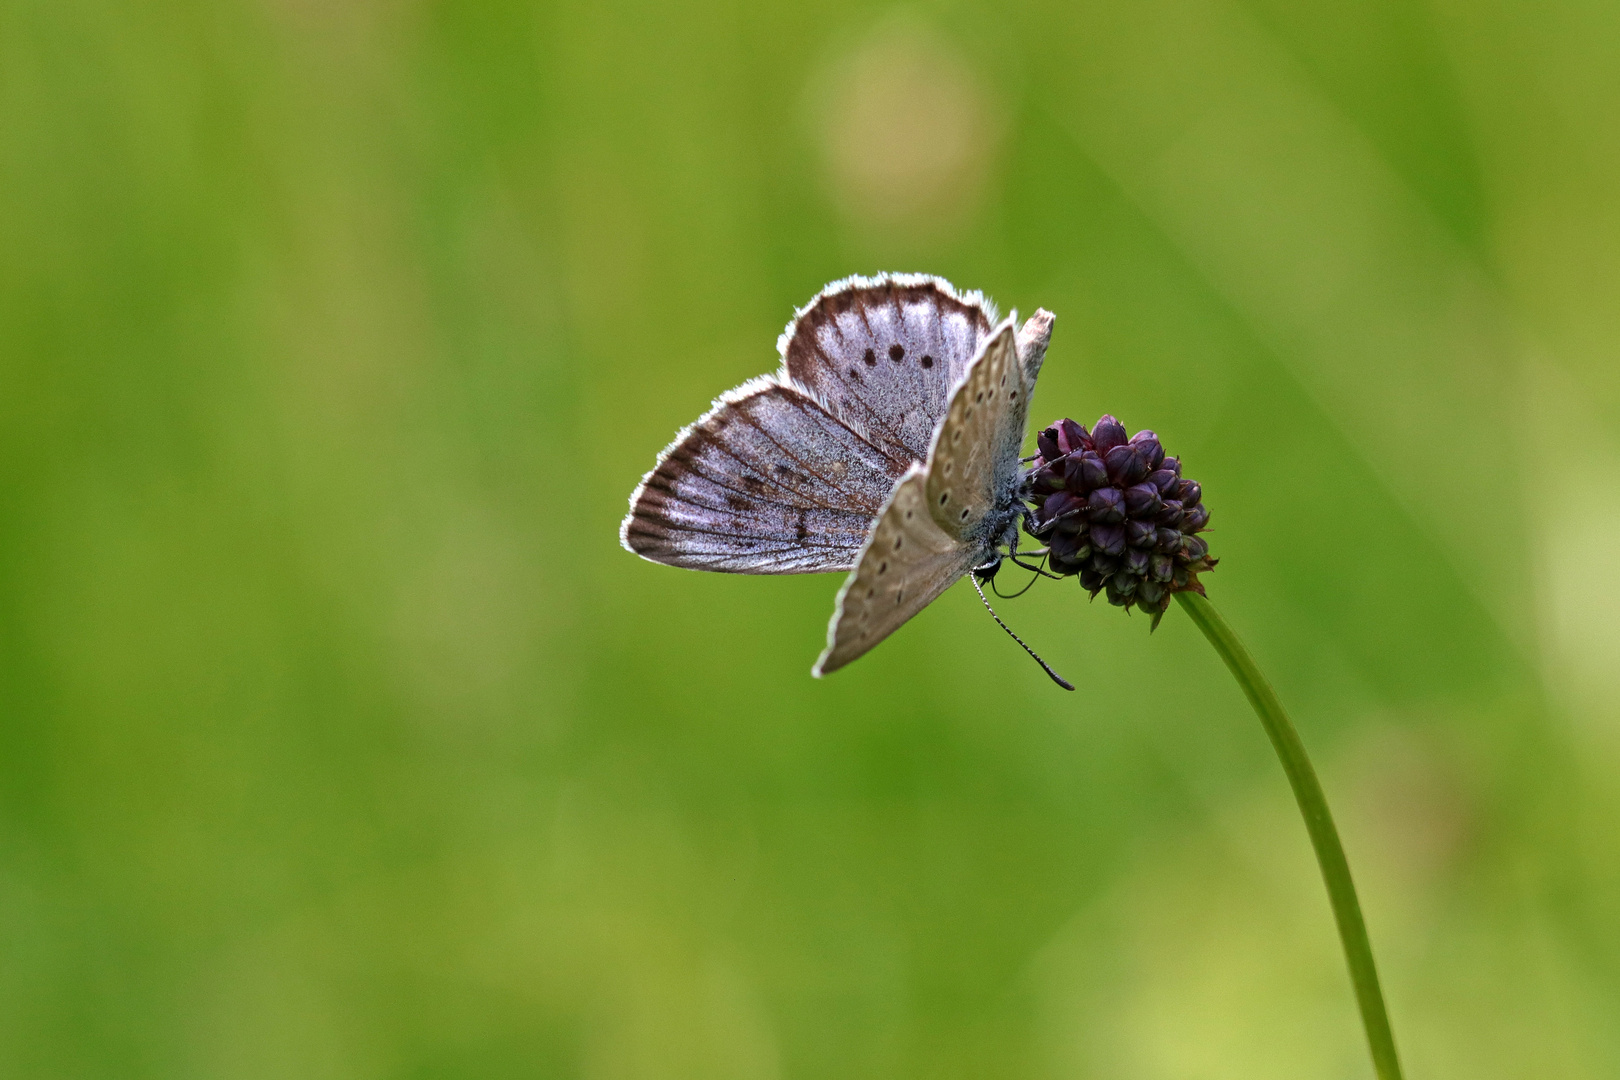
[1026,415,1216,626]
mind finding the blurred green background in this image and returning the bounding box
[4,0,1620,1076]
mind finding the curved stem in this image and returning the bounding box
[1175,590,1403,1080]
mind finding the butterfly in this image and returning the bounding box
[620,274,1068,685]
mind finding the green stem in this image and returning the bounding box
[1175,590,1403,1080]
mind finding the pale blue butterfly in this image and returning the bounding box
[621,274,1065,683]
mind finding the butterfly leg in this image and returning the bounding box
[1010,554,1064,581]
[1005,527,1064,581]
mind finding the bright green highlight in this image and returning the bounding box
[1177,590,1403,1080]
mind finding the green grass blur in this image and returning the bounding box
[3,0,1620,1076]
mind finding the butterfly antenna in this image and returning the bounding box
[970,574,1076,691]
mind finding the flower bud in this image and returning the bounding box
[1087,486,1125,523]
[1125,519,1158,548]
[1182,504,1209,532]
[1075,451,1108,490]
[1091,414,1128,453]
[1048,530,1083,564]
[1057,418,1090,454]
[1030,464,1065,494]
[1105,575,1138,606]
[1037,427,1061,462]
[1090,522,1126,557]
[1123,483,1163,518]
[1124,547,1150,576]
[1176,479,1202,507]
[1104,444,1149,486]
[1150,552,1175,582]
[1041,490,1086,524]
[1130,430,1165,470]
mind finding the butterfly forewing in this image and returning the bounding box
[813,465,974,675]
[1016,309,1054,389]
[622,379,908,573]
[779,276,997,464]
[925,321,1029,540]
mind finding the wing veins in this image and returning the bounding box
[654,440,866,519]
[806,338,915,460]
[727,407,896,507]
[686,441,878,518]
[628,511,867,547]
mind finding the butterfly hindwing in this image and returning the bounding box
[778,275,997,464]
[621,378,909,574]
[813,465,974,675]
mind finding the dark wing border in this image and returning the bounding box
[774,272,999,370]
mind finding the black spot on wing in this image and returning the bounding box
[779,278,997,465]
